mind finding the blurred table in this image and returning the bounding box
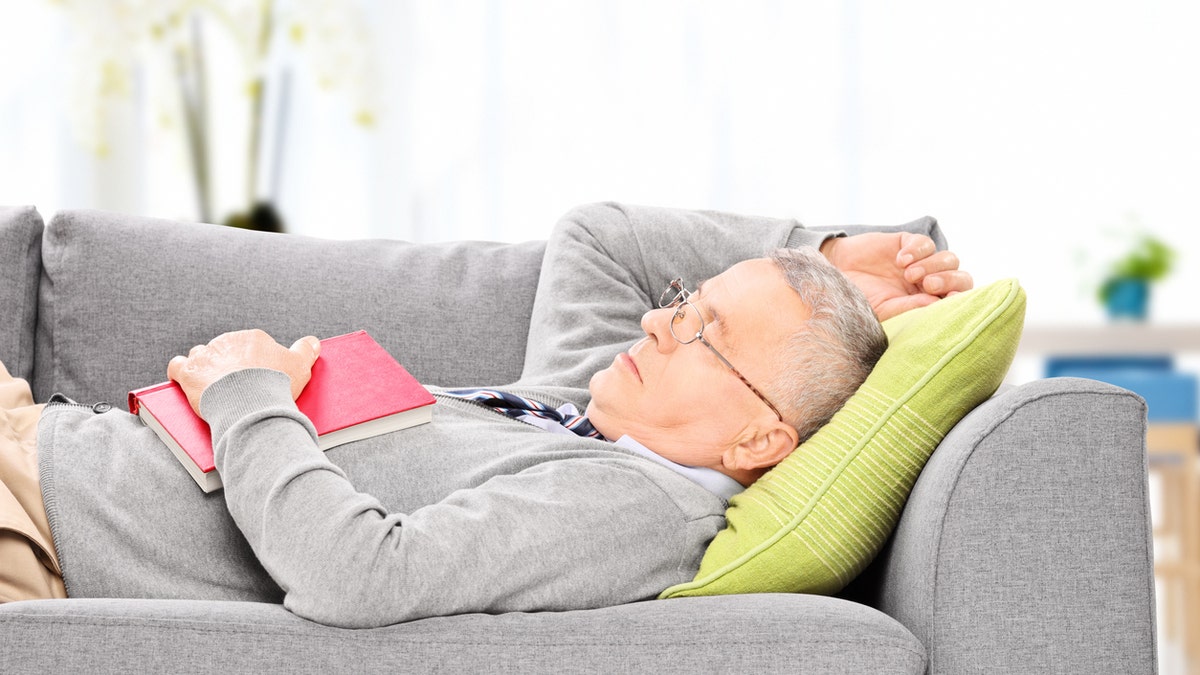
[1148,424,1200,658]
[1017,324,1200,356]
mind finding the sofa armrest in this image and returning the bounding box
[873,377,1157,674]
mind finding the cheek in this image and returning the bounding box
[656,361,710,403]
[638,370,720,429]
[589,353,726,428]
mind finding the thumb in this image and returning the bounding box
[291,335,321,364]
[286,336,321,401]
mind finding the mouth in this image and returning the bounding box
[617,352,641,383]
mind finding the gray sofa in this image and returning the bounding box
[0,205,1156,673]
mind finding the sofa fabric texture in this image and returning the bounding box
[0,594,928,674]
[34,209,545,406]
[874,377,1156,673]
[0,205,1157,674]
[0,206,42,384]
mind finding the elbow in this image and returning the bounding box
[284,595,390,629]
[556,202,628,237]
[272,541,431,628]
[281,576,427,628]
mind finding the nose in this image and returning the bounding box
[640,307,679,353]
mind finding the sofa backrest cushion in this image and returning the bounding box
[0,206,44,383]
[34,210,545,406]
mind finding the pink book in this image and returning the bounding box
[129,330,435,493]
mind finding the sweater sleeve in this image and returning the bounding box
[518,202,838,389]
[202,368,720,627]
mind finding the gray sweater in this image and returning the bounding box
[38,203,830,628]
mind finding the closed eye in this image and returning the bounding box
[694,279,725,335]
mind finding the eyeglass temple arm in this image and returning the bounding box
[695,334,785,421]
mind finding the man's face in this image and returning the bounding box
[586,258,811,470]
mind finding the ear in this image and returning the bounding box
[725,421,801,473]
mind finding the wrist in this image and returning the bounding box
[819,235,841,264]
[199,368,296,428]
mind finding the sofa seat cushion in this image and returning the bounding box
[0,594,925,673]
[663,277,1026,599]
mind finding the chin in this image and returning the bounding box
[586,366,620,407]
[583,394,621,442]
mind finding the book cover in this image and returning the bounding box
[128,330,436,493]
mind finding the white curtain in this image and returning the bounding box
[2,0,1198,325]
[355,0,860,242]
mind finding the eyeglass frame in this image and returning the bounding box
[657,277,785,422]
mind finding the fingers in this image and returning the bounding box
[902,249,957,278]
[896,233,937,267]
[290,336,321,364]
[167,330,312,414]
[170,332,321,386]
[901,249,974,297]
[921,269,974,295]
[167,351,205,414]
[897,235,964,279]
[906,268,972,296]
[167,354,187,382]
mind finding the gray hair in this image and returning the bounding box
[767,247,888,444]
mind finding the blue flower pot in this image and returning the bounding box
[1104,278,1149,321]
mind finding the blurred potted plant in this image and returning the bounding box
[51,0,375,232]
[1097,234,1176,321]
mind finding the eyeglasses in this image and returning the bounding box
[658,278,784,422]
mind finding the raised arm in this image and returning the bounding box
[517,202,973,388]
[517,202,833,389]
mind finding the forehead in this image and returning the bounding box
[704,258,780,295]
[702,258,811,342]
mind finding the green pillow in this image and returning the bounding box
[660,278,1026,599]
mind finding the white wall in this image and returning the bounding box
[2,0,1197,327]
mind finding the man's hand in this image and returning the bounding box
[821,232,973,321]
[167,329,322,417]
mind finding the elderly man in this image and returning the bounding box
[3,204,970,627]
